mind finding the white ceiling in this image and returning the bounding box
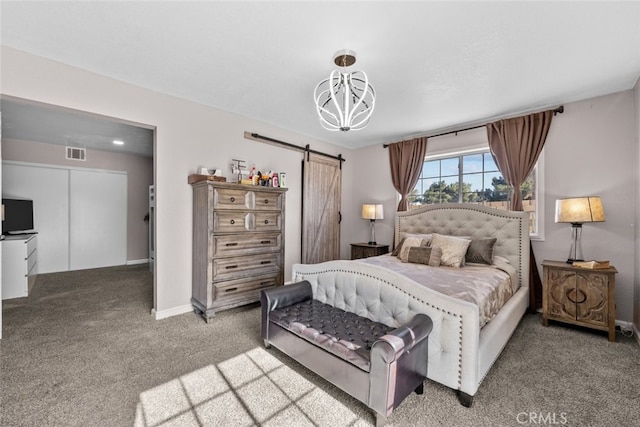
[1,1,640,153]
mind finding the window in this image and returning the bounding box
[407,149,543,237]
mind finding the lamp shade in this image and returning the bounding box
[362,204,384,220]
[555,197,605,224]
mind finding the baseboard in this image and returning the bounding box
[615,319,633,332]
[154,304,193,320]
[634,324,640,348]
[127,258,149,265]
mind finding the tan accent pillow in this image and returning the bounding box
[393,233,432,258]
[399,237,424,262]
[407,246,442,267]
[430,233,471,268]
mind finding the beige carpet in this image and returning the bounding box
[1,264,639,426]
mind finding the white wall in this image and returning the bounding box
[345,91,638,323]
[0,46,355,318]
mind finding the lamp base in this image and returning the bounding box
[368,241,377,246]
[566,258,584,264]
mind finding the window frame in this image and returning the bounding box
[407,146,545,241]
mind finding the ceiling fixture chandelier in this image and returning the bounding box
[314,49,376,132]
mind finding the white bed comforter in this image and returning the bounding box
[357,255,515,327]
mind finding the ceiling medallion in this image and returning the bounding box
[313,49,376,132]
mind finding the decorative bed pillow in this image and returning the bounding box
[391,237,406,257]
[430,233,471,268]
[407,246,442,267]
[465,238,497,265]
[393,233,432,258]
[398,237,425,262]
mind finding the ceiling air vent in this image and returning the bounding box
[66,147,86,161]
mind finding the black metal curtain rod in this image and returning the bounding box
[245,132,345,163]
[383,105,564,148]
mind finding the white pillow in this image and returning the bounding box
[399,237,424,262]
[430,233,471,268]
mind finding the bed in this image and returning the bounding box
[291,203,529,406]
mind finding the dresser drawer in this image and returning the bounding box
[213,187,252,210]
[254,212,282,232]
[213,211,252,233]
[213,252,280,280]
[253,191,283,211]
[213,273,279,304]
[213,232,281,256]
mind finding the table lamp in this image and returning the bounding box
[555,196,605,263]
[362,204,383,245]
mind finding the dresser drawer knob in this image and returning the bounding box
[230,219,235,225]
[260,281,271,286]
[264,219,269,224]
[225,242,238,247]
[264,199,269,204]
[260,240,271,244]
[230,197,235,202]
[224,287,238,292]
[260,260,271,265]
[225,265,238,269]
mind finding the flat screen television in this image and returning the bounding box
[2,198,35,235]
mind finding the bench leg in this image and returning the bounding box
[457,390,473,407]
[375,413,387,427]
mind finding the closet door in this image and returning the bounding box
[2,163,70,273]
[302,153,341,263]
[69,169,127,270]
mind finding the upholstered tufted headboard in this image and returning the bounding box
[395,203,530,290]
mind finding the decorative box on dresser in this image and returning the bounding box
[542,260,617,341]
[191,181,287,322]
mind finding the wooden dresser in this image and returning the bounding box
[542,260,617,341]
[191,181,287,322]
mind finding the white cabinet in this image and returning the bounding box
[2,234,38,299]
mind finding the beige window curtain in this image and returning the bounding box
[388,137,428,211]
[486,110,553,210]
[486,109,554,312]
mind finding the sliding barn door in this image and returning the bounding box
[302,153,341,263]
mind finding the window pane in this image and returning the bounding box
[484,153,499,172]
[462,173,484,192]
[462,154,483,173]
[422,160,440,177]
[440,157,458,177]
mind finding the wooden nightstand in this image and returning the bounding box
[350,243,389,260]
[542,260,617,341]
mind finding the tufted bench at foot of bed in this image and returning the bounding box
[261,280,433,426]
